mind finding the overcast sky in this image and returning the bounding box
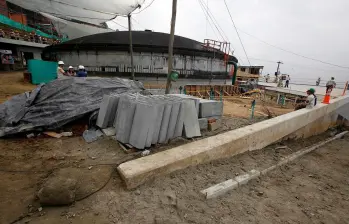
[108,0,349,84]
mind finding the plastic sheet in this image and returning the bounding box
[7,0,145,25]
[0,77,144,137]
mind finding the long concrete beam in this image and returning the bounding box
[117,95,349,189]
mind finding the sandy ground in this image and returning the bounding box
[1,130,348,224]
[0,72,35,103]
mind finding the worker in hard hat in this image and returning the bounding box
[295,88,317,110]
[67,66,76,76]
[326,77,336,93]
[57,61,67,79]
[76,65,87,77]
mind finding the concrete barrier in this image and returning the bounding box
[117,95,349,189]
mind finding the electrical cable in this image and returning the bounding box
[196,0,223,41]
[236,28,349,70]
[223,0,251,66]
[110,20,128,29]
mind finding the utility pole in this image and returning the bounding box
[165,0,178,94]
[128,14,135,80]
[276,61,283,76]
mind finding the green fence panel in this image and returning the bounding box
[0,14,61,39]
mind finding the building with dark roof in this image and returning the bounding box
[42,31,238,78]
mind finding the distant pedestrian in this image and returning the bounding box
[76,65,87,77]
[326,77,336,92]
[284,75,290,88]
[316,77,321,86]
[295,88,317,110]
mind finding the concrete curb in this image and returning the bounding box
[200,131,348,199]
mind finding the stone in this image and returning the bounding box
[198,118,208,131]
[199,99,223,118]
[37,177,77,205]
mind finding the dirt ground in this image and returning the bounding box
[1,72,348,223]
[1,130,349,224]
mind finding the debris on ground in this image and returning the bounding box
[43,131,62,138]
[82,129,103,143]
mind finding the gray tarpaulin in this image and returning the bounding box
[0,77,144,137]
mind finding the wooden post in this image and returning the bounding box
[165,0,178,94]
[128,14,135,80]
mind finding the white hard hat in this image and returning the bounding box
[58,61,64,65]
[68,66,73,69]
[78,65,84,70]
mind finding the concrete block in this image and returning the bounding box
[200,179,238,199]
[234,173,251,186]
[248,169,260,179]
[198,118,208,131]
[182,100,201,138]
[208,121,221,131]
[199,99,223,118]
[261,165,277,175]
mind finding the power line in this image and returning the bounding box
[131,17,146,30]
[223,0,251,66]
[132,0,156,14]
[197,0,225,41]
[236,28,349,70]
[111,20,128,29]
[196,0,221,41]
[199,0,229,42]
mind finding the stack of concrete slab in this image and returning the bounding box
[96,93,201,149]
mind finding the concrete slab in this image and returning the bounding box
[158,102,173,143]
[198,118,208,131]
[117,95,349,189]
[200,179,238,199]
[166,101,181,141]
[199,99,223,118]
[182,100,201,138]
[129,101,154,149]
[115,95,136,144]
[170,94,200,117]
[96,95,112,128]
[174,101,185,138]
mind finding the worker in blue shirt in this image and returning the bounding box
[76,65,87,77]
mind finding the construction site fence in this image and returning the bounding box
[0,14,61,40]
